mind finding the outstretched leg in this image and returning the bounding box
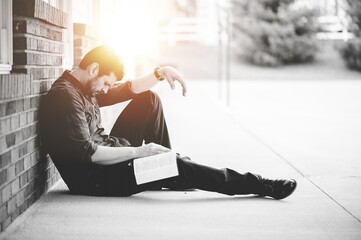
[91,155,296,200]
[129,155,297,199]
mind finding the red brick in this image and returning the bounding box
[7,165,15,179]
[0,102,6,117]
[16,190,25,208]
[0,204,7,222]
[0,170,7,186]
[31,96,40,109]
[19,142,28,158]
[15,131,22,146]
[20,113,27,127]
[1,184,11,203]
[23,155,31,170]
[19,172,28,188]
[5,133,16,148]
[10,115,20,131]
[10,147,19,163]
[11,207,21,222]
[7,197,17,215]
[5,101,16,115]
[19,201,28,214]
[0,136,6,153]
[15,160,24,176]
[24,98,31,111]
[0,119,5,136]
[0,151,11,169]
[26,192,36,207]
[16,99,24,112]
[11,178,20,194]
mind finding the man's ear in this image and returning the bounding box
[89,63,99,77]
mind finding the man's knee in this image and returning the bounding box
[134,91,163,113]
[136,90,162,106]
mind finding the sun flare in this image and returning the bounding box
[98,1,164,76]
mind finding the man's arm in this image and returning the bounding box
[91,143,170,165]
[131,66,187,96]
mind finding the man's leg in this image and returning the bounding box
[110,90,171,148]
[93,154,296,199]
[129,155,297,199]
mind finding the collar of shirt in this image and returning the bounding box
[61,70,90,96]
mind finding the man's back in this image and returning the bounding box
[39,72,99,194]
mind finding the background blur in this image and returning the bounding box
[1,0,361,234]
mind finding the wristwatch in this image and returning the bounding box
[154,67,165,81]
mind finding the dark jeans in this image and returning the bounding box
[91,91,265,197]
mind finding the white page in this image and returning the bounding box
[133,151,179,185]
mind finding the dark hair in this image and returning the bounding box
[79,45,124,80]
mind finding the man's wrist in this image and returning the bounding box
[154,67,165,81]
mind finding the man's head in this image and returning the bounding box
[78,45,124,95]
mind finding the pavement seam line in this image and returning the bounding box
[231,118,361,224]
[214,101,361,224]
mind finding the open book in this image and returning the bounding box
[133,151,179,185]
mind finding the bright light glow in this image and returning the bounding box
[99,1,161,77]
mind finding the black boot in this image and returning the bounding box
[259,178,297,200]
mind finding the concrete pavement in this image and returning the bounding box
[1,80,361,240]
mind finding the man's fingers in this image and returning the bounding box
[167,75,187,96]
[168,78,176,90]
[178,79,187,96]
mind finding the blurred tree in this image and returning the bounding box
[339,0,361,71]
[232,0,319,66]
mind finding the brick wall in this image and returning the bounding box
[0,0,68,231]
[73,23,101,67]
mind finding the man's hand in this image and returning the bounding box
[135,143,171,158]
[158,66,187,96]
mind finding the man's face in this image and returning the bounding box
[86,72,117,95]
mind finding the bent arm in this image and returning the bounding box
[91,143,171,165]
[91,145,137,165]
[131,73,158,94]
[131,66,187,96]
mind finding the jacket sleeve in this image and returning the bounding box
[96,80,137,107]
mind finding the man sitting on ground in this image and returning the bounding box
[39,45,297,199]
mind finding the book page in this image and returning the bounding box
[133,151,179,185]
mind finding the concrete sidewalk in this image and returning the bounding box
[1,80,361,240]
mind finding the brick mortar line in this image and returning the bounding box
[0,165,57,211]
[13,49,63,57]
[0,145,41,184]
[0,111,38,136]
[0,109,37,122]
[0,93,44,104]
[23,170,59,203]
[0,176,61,235]
[32,78,57,82]
[1,173,60,232]
[0,123,38,155]
[12,65,63,69]
[13,16,64,32]
[193,87,361,224]
[13,33,64,44]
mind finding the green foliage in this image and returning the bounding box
[232,0,319,66]
[343,0,361,36]
[340,38,361,71]
[340,0,361,71]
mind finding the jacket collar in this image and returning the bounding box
[61,70,89,95]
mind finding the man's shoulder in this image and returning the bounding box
[47,78,83,101]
